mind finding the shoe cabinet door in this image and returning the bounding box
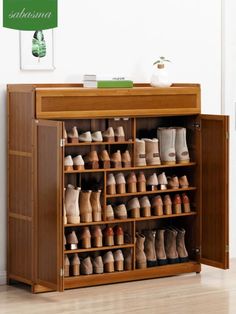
[35,120,64,291]
[200,114,229,269]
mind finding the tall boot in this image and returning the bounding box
[175,127,190,163]
[144,139,161,165]
[155,229,167,265]
[176,228,189,262]
[135,233,147,269]
[65,185,80,224]
[157,127,176,165]
[143,230,157,267]
[165,228,179,264]
[135,139,146,166]
[90,190,102,222]
[79,190,92,222]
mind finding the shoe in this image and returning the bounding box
[175,127,190,163]
[78,227,91,249]
[79,131,92,142]
[113,250,124,271]
[114,126,125,142]
[143,230,157,267]
[64,234,67,249]
[64,155,73,171]
[92,255,104,274]
[127,197,140,218]
[66,230,78,250]
[104,204,114,221]
[144,138,161,165]
[65,185,80,224]
[71,254,80,276]
[81,256,93,275]
[72,155,85,171]
[111,150,122,168]
[152,195,163,216]
[158,172,168,190]
[103,127,115,142]
[165,228,179,264]
[99,150,111,169]
[84,151,99,169]
[137,171,146,192]
[103,251,115,273]
[163,194,172,215]
[127,172,137,193]
[124,250,132,270]
[90,190,102,222]
[114,225,124,245]
[182,193,191,213]
[147,173,158,191]
[179,175,189,188]
[115,172,126,194]
[122,150,131,168]
[64,255,70,277]
[135,139,146,166]
[155,229,168,265]
[114,204,127,219]
[103,226,114,246]
[63,204,67,225]
[79,190,92,222]
[63,128,68,143]
[135,233,147,269]
[168,176,179,189]
[176,228,189,262]
[157,127,176,165]
[91,226,103,247]
[107,174,116,195]
[91,131,103,142]
[139,196,151,217]
[172,194,182,214]
[68,126,79,143]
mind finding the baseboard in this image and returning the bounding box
[0,271,7,285]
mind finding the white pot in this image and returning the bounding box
[150,65,171,87]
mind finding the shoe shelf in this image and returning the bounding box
[65,140,134,147]
[64,243,134,254]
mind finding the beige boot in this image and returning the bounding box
[114,126,125,142]
[103,251,115,273]
[72,155,85,171]
[182,193,191,213]
[91,131,103,142]
[168,176,179,189]
[64,155,73,171]
[66,230,78,250]
[107,173,116,195]
[114,204,127,219]
[99,150,110,169]
[103,226,114,246]
[157,127,176,165]
[147,173,158,191]
[115,173,126,194]
[137,171,146,192]
[114,225,124,245]
[111,150,122,168]
[79,131,92,142]
[91,226,103,247]
[122,150,131,168]
[78,227,91,249]
[127,172,137,193]
[165,228,179,263]
[155,229,167,265]
[127,197,140,218]
[176,228,189,262]
[92,255,104,274]
[90,190,102,222]
[103,127,115,142]
[84,151,99,169]
[68,126,79,143]
[113,250,124,271]
[135,233,147,269]
[65,185,80,224]
[135,139,146,166]
[163,194,172,215]
[104,204,114,221]
[81,256,93,275]
[172,194,182,214]
[152,195,163,216]
[79,190,92,222]
[64,255,70,277]
[139,196,151,217]
[143,230,157,267]
[144,139,161,165]
[175,127,190,163]
[71,254,80,276]
[179,175,189,188]
[158,172,168,190]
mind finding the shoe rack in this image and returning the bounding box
[7,83,229,293]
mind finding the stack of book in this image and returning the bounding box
[83,74,97,88]
[83,75,133,88]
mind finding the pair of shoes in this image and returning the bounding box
[135,138,160,166]
[157,127,190,164]
[64,254,80,276]
[103,126,126,142]
[104,204,127,220]
[167,175,189,189]
[103,250,125,272]
[64,155,84,171]
[146,172,168,191]
[107,173,126,195]
[103,225,125,246]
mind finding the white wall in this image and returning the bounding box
[0,0,223,284]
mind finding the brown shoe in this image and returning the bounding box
[176,228,189,262]
[172,194,182,214]
[104,204,114,221]
[78,227,91,249]
[155,229,167,265]
[79,131,92,142]
[127,172,137,193]
[111,150,122,168]
[66,230,78,250]
[107,174,116,195]
[72,155,85,171]
[65,185,80,224]
[114,126,125,142]
[79,190,92,222]
[103,226,114,246]
[143,230,157,267]
[137,171,146,192]
[139,196,151,217]
[127,197,140,218]
[144,138,161,165]
[99,150,111,169]
[103,251,114,273]
[103,127,115,142]
[114,225,124,245]
[71,254,80,276]
[84,151,99,169]
[147,173,158,191]
[114,204,127,219]
[182,193,191,213]
[135,233,147,269]
[81,256,93,275]
[113,250,124,271]
[157,172,168,190]
[135,139,146,166]
[168,176,179,189]
[92,255,104,274]
[115,173,126,194]
[64,255,70,277]
[124,249,132,270]
[163,194,172,215]
[122,150,131,168]
[68,126,79,143]
[165,228,179,263]
[91,226,103,248]
[64,155,73,172]
[90,190,102,222]
[152,195,163,216]
[179,175,189,188]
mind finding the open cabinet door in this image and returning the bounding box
[35,120,64,291]
[200,114,229,269]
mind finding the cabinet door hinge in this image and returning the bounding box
[60,268,64,277]
[225,245,229,253]
[193,122,201,129]
[60,139,65,147]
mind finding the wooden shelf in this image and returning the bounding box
[64,243,134,254]
[66,141,134,147]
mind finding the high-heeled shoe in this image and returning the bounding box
[99,150,110,169]
[103,251,114,273]
[79,131,92,142]
[91,225,103,247]
[139,196,151,217]
[147,173,158,191]
[122,150,131,168]
[152,195,163,216]
[107,174,116,195]
[126,172,137,193]
[64,155,73,171]
[91,131,103,142]
[163,194,172,215]
[66,230,78,250]
[64,255,70,277]
[68,126,79,143]
[127,197,140,218]
[115,173,126,194]
[84,151,99,169]
[72,155,85,171]
[90,190,102,222]
[71,254,80,276]
[114,204,127,219]
[78,227,91,249]
[103,226,114,246]
[103,127,115,142]
[114,126,125,142]
[158,172,168,190]
[92,255,104,274]
[168,175,179,189]
[111,150,122,168]
[172,194,182,214]
[179,175,189,188]
[137,171,146,192]
[80,256,93,275]
[104,204,114,221]
[114,225,124,245]
[113,250,124,271]
[182,193,191,213]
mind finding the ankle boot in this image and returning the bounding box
[64,155,73,171]
[66,230,78,250]
[91,131,103,142]
[103,251,115,273]
[163,194,172,215]
[84,151,99,169]
[143,230,157,267]
[137,171,146,192]
[155,229,167,265]
[114,204,127,219]
[135,139,146,166]
[152,195,163,216]
[91,225,103,247]
[147,173,158,191]
[78,227,91,249]
[103,127,115,142]
[165,228,179,264]
[127,197,140,218]
[124,249,132,270]
[139,196,151,217]
[68,126,79,143]
[168,176,179,189]
[79,131,92,142]
[122,150,131,168]
[179,175,189,188]
[113,250,124,271]
[72,155,85,171]
[92,255,104,274]
[144,138,161,165]
[99,150,111,169]
[64,255,70,277]
[71,254,80,276]
[104,204,114,221]
[65,185,80,224]
[111,150,122,168]
[115,173,126,194]
[103,226,114,246]
[114,126,125,142]
[114,225,124,245]
[135,233,147,269]
[81,256,93,275]
[175,127,190,163]
[182,193,191,213]
[90,190,102,222]
[157,128,176,165]
[107,173,116,195]
[158,172,168,190]
[127,172,137,193]
[172,194,182,214]
[176,228,189,262]
[79,190,92,222]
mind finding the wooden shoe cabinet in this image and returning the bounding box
[7,83,229,293]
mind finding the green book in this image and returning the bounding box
[97,80,133,88]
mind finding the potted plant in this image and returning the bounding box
[151,56,171,87]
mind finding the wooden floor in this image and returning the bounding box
[1,260,236,314]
